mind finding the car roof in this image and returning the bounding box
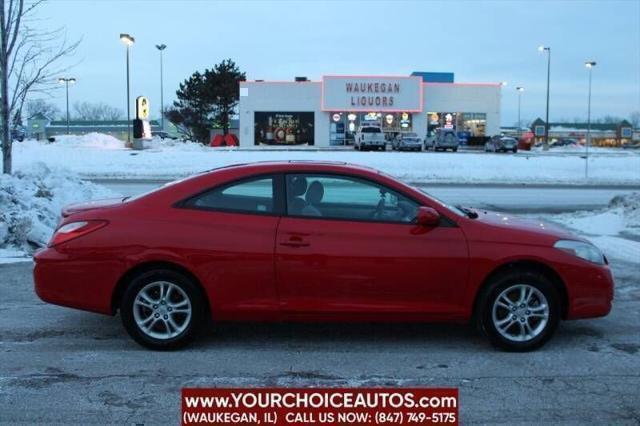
[206,160,379,175]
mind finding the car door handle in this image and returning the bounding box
[279,241,310,248]
[279,235,310,248]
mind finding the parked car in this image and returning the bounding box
[10,125,25,142]
[551,138,580,148]
[34,161,613,351]
[153,131,177,140]
[424,128,459,152]
[485,136,518,153]
[355,125,386,151]
[392,133,422,151]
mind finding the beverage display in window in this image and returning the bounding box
[254,112,314,145]
[427,112,487,145]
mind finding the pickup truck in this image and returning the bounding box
[355,125,386,151]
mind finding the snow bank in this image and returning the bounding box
[12,134,640,185]
[552,192,640,263]
[48,132,125,150]
[143,136,209,152]
[0,163,117,257]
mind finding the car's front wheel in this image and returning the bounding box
[477,270,560,351]
[120,269,205,350]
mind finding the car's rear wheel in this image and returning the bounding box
[477,270,560,351]
[120,269,205,350]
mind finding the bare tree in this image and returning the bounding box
[1,0,79,174]
[72,101,123,121]
[629,111,639,128]
[25,98,59,119]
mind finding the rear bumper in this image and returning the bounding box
[33,247,123,315]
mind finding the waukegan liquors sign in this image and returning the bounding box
[322,76,422,112]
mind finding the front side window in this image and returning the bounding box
[286,174,418,223]
[184,176,274,214]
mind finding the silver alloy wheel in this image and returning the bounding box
[132,281,192,340]
[491,284,550,342]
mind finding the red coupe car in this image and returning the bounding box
[34,161,614,351]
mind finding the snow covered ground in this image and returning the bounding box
[12,133,640,185]
[0,163,117,262]
[548,193,640,264]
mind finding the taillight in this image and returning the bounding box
[48,220,108,247]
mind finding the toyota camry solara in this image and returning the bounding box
[34,161,614,351]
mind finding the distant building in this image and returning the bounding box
[530,118,633,147]
[25,117,178,141]
[239,71,501,147]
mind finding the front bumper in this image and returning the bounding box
[562,262,614,319]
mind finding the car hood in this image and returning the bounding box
[471,209,580,244]
[62,198,124,217]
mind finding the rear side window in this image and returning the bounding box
[183,176,274,214]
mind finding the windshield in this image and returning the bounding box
[415,187,467,217]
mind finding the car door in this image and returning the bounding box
[174,174,282,319]
[275,173,469,320]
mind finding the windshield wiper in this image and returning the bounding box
[456,205,478,219]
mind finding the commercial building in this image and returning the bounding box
[238,72,502,147]
[530,118,634,147]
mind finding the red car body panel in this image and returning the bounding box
[33,162,614,323]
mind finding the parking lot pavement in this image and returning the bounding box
[1,260,639,424]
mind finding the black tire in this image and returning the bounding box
[513,147,518,153]
[476,269,560,351]
[120,269,206,350]
[452,147,458,152]
[380,145,386,152]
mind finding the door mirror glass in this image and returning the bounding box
[416,206,440,226]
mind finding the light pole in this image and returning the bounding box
[585,61,596,179]
[539,45,551,149]
[58,77,76,135]
[516,87,524,138]
[120,33,135,144]
[155,44,167,130]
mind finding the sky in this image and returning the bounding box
[35,0,640,126]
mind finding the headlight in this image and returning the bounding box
[554,240,605,265]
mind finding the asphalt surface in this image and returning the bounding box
[0,256,638,424]
[94,179,638,214]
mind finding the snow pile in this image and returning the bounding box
[48,132,126,150]
[144,136,208,152]
[0,163,117,258]
[552,192,640,263]
[608,192,640,234]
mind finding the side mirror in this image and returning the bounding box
[416,206,440,227]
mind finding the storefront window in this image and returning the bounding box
[329,111,413,145]
[254,112,314,145]
[427,112,486,136]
